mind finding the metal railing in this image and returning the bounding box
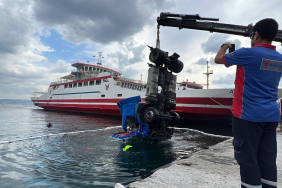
[71,60,122,74]
[119,76,147,85]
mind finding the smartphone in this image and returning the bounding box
[229,44,235,53]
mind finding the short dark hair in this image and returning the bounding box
[253,18,278,41]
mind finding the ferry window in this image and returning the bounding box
[129,84,132,89]
[78,82,83,87]
[121,82,124,87]
[64,84,67,89]
[96,80,101,85]
[93,68,96,71]
[56,86,59,90]
[103,79,109,82]
[73,83,78,88]
[52,86,55,90]
[84,81,88,86]
[124,83,128,88]
[89,81,94,86]
[68,84,72,88]
[89,67,92,71]
[117,94,122,97]
[97,68,99,72]
[101,94,105,97]
[104,70,107,72]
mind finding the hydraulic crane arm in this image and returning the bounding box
[157,12,282,43]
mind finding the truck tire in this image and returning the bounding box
[144,107,158,123]
[170,112,180,126]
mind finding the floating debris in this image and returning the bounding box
[123,145,133,151]
[47,123,53,128]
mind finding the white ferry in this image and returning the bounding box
[31,54,282,121]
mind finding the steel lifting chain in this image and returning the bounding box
[156,24,160,48]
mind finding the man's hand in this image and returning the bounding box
[214,42,231,65]
[222,42,232,48]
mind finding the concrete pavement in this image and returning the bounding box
[124,131,282,188]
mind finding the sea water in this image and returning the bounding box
[0,100,228,187]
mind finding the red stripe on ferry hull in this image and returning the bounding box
[33,97,233,105]
[34,101,232,121]
[37,103,121,115]
[32,98,125,103]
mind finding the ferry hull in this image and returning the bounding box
[32,96,233,121]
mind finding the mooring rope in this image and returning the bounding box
[208,97,232,111]
[0,126,121,145]
[172,127,232,139]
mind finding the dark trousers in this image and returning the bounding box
[232,116,278,188]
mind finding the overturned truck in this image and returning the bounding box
[111,47,183,140]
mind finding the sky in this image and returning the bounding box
[1,0,282,99]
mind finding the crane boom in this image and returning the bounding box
[157,12,282,43]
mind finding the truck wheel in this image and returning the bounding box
[170,112,180,126]
[144,107,158,123]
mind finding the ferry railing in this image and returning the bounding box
[71,60,122,74]
[33,92,45,97]
[50,79,72,85]
[119,76,147,85]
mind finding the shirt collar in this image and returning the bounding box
[253,43,276,50]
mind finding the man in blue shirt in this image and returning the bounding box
[215,18,282,188]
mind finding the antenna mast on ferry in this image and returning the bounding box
[203,61,213,89]
[97,52,103,66]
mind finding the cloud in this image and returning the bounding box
[194,58,208,65]
[33,0,175,45]
[186,69,192,73]
[51,60,71,73]
[0,0,68,99]
[0,83,43,99]
[201,34,242,54]
[0,0,33,54]
[0,0,54,55]
[212,73,235,85]
[121,67,141,79]
[106,40,146,68]
[209,57,215,64]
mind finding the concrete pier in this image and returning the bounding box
[124,131,282,188]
